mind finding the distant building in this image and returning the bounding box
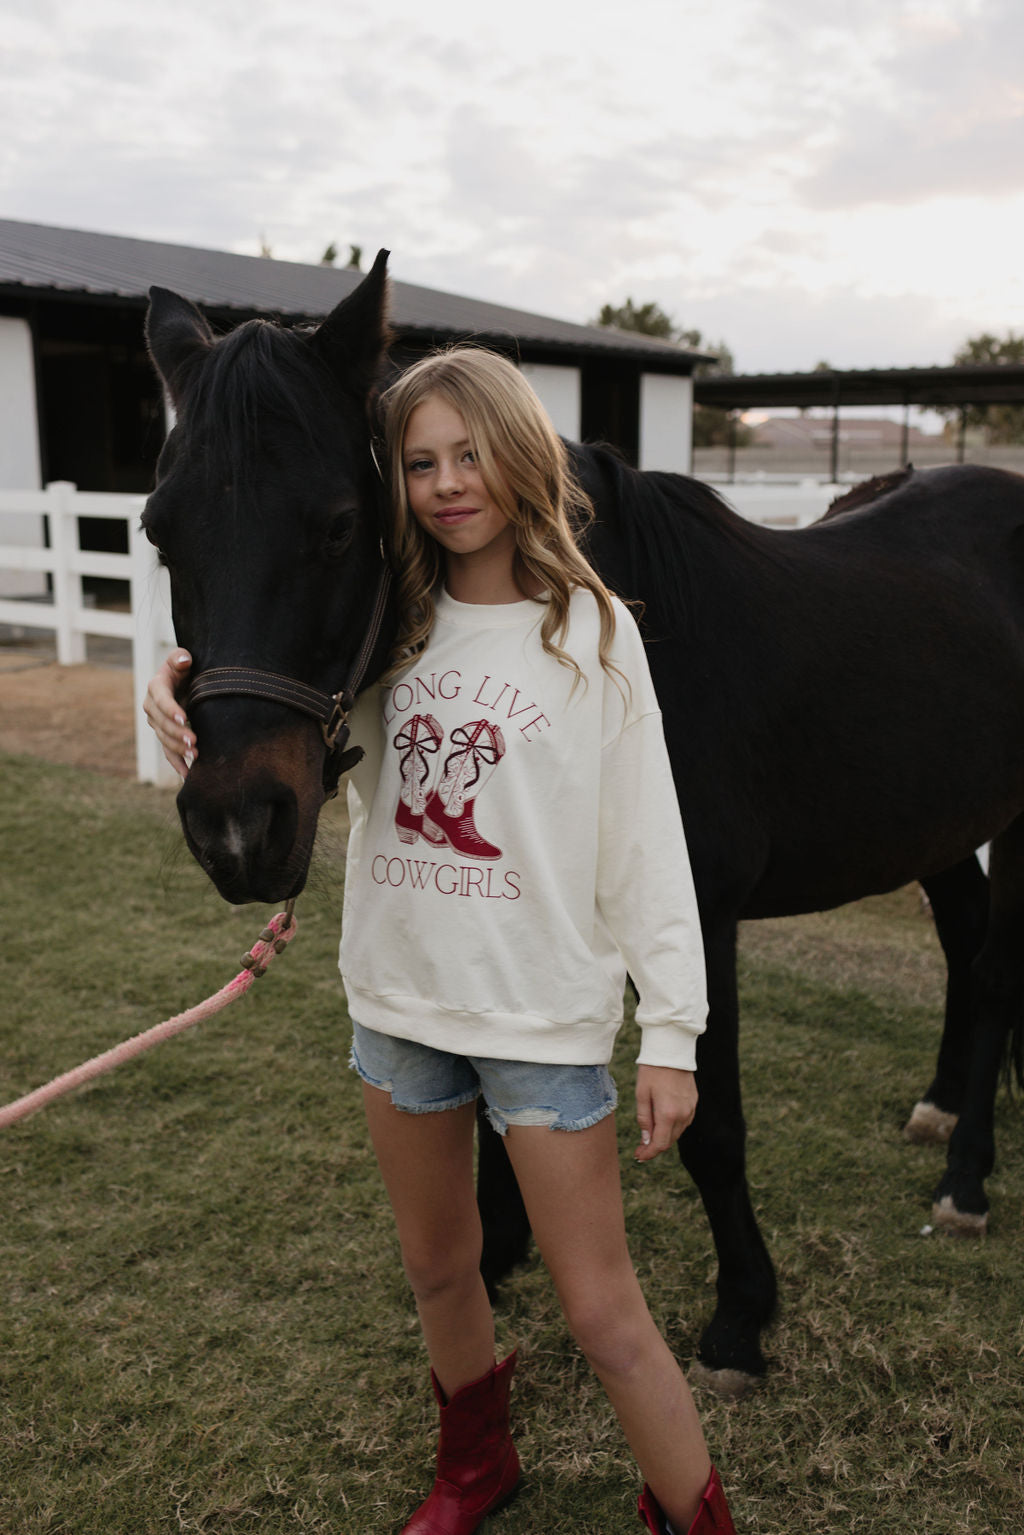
[749,416,937,452]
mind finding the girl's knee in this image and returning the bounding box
[560,1285,652,1377]
[401,1239,482,1307]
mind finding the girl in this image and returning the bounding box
[146,348,736,1535]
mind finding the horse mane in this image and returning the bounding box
[182,319,347,492]
[570,441,763,639]
[823,466,914,521]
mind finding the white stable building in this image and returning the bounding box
[0,217,703,530]
[0,218,706,785]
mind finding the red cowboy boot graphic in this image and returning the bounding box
[423,720,507,860]
[393,714,444,845]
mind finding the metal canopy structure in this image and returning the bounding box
[693,363,1024,476]
[694,364,1024,411]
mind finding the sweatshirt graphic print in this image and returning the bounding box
[394,709,510,867]
[339,589,707,1071]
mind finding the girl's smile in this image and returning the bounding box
[434,506,480,527]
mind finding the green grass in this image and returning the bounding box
[1,753,1022,1533]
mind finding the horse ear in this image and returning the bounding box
[146,287,216,408]
[310,249,392,399]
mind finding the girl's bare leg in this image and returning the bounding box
[361,1085,496,1397]
[503,1115,710,1531]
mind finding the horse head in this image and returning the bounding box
[143,253,396,904]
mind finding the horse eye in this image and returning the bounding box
[324,510,356,558]
[141,520,169,565]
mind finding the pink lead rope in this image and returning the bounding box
[0,905,297,1130]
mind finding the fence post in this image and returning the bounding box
[47,481,86,664]
[128,517,178,787]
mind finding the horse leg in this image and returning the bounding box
[906,856,989,1144]
[932,816,1024,1235]
[476,1099,532,1295]
[680,922,777,1399]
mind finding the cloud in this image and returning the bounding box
[675,281,982,373]
[794,0,1024,208]
[0,0,1021,382]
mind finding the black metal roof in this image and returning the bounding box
[0,216,702,373]
[694,364,1024,411]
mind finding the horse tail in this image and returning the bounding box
[1007,1010,1024,1093]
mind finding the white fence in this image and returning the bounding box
[0,482,175,786]
[0,479,843,788]
[715,477,841,528]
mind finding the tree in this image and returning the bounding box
[945,332,1024,445]
[594,297,676,340]
[592,298,749,447]
[320,243,361,270]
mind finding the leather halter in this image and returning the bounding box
[186,562,393,793]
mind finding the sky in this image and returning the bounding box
[2,0,1022,375]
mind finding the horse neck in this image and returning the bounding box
[573,442,756,637]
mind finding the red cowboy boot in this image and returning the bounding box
[393,713,444,845]
[401,1352,521,1535]
[421,720,506,860]
[638,1466,736,1534]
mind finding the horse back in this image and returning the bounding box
[580,455,1024,919]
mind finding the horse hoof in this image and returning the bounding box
[903,1101,958,1144]
[932,1195,988,1237]
[688,1360,763,1402]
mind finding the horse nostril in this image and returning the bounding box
[264,790,298,864]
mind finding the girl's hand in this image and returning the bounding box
[143,650,196,779]
[635,1065,697,1162]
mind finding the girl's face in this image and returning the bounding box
[402,395,517,575]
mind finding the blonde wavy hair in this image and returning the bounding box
[379,346,620,686]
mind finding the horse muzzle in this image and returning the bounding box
[176,732,325,904]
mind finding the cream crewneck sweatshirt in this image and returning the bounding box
[339,589,707,1071]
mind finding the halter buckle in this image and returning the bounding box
[322,690,354,751]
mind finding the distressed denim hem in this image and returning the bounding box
[349,1042,480,1115]
[485,1090,617,1137]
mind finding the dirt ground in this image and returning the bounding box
[0,648,137,778]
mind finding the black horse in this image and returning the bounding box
[143,254,1024,1396]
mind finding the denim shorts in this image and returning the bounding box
[349,1021,617,1136]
